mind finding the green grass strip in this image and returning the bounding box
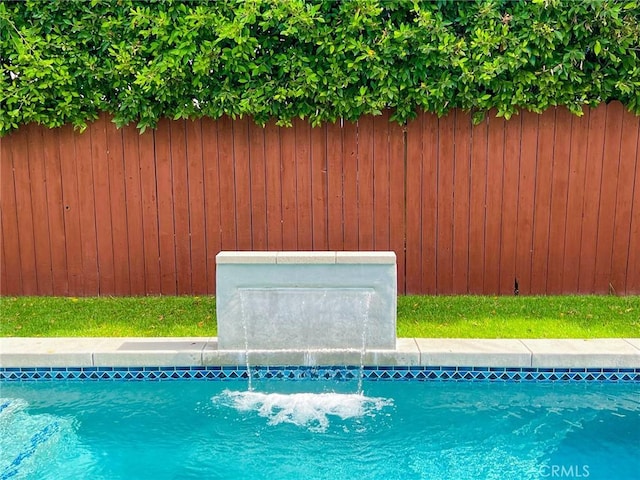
[397,295,639,338]
[1,295,638,338]
[0,296,216,338]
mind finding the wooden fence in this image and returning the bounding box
[1,102,638,296]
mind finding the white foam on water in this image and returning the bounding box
[212,390,393,432]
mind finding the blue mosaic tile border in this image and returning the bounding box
[1,365,639,382]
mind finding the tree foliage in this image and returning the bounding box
[1,0,639,134]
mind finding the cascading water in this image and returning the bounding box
[357,292,373,395]
[216,289,391,431]
[238,291,253,391]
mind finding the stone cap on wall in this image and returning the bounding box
[215,251,397,264]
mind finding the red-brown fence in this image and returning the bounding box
[1,102,638,296]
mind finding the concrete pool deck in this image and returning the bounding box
[1,337,639,369]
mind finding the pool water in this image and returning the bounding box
[1,380,638,479]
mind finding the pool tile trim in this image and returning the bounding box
[1,365,638,382]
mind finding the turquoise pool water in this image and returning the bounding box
[1,380,638,479]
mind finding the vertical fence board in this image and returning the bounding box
[201,118,222,293]
[343,121,359,251]
[105,120,130,295]
[499,115,521,295]
[42,128,68,295]
[90,116,116,294]
[12,128,39,294]
[248,121,268,251]
[311,124,328,250]
[436,112,455,294]
[0,135,22,294]
[0,193,4,293]
[0,141,17,295]
[0,179,8,294]
[373,112,390,251]
[546,108,572,294]
[610,110,639,294]
[138,129,161,294]
[294,118,313,250]
[280,124,298,249]
[26,124,54,294]
[357,116,375,251]
[74,126,99,294]
[326,122,344,251]
[514,112,538,295]
[122,126,146,295]
[453,112,471,294]
[264,121,283,251]
[155,119,177,294]
[484,114,505,294]
[405,116,423,293]
[626,130,640,294]
[217,116,238,252]
[594,102,624,293]
[389,120,406,294]
[169,121,192,294]
[0,219,8,296]
[185,120,207,293]
[562,108,590,293]
[578,104,607,293]
[468,117,488,294]
[530,109,556,294]
[421,113,439,294]
[233,117,253,251]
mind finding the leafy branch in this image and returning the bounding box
[1,0,639,135]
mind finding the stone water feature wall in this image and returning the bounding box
[216,251,397,352]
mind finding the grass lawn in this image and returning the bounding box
[1,295,638,338]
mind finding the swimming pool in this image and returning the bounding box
[1,377,638,479]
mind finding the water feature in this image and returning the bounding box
[216,251,397,351]
[216,251,399,427]
[234,287,379,424]
[239,288,374,393]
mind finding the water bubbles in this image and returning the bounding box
[212,390,393,433]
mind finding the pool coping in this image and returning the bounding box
[1,337,639,369]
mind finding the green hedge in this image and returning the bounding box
[1,0,639,135]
